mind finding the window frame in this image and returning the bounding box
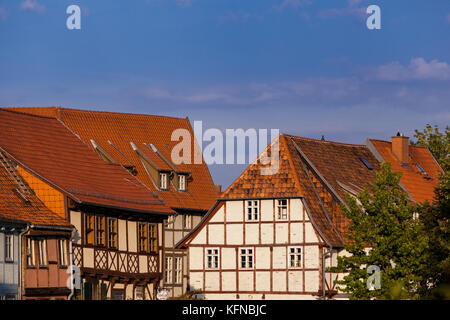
[26,237,35,268]
[107,218,118,249]
[178,174,187,191]
[288,247,302,269]
[165,256,173,284]
[135,286,146,300]
[245,200,259,222]
[149,223,158,253]
[183,215,192,230]
[159,172,169,190]
[95,216,106,246]
[205,248,219,270]
[276,199,288,221]
[4,233,13,263]
[84,214,95,245]
[239,248,254,269]
[137,222,149,253]
[174,256,183,284]
[58,239,68,267]
[37,238,48,268]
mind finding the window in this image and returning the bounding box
[416,164,427,175]
[240,248,254,269]
[135,286,145,300]
[37,239,47,267]
[85,214,94,245]
[160,172,168,190]
[4,234,13,262]
[149,224,158,253]
[246,200,259,221]
[111,289,124,300]
[165,215,175,228]
[26,238,35,267]
[165,257,173,284]
[276,199,288,220]
[178,174,187,191]
[95,216,106,246]
[360,157,373,170]
[289,247,301,268]
[58,239,68,267]
[108,218,118,249]
[183,215,192,230]
[174,257,183,284]
[206,249,219,269]
[138,223,148,252]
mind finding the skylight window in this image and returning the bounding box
[416,164,427,175]
[360,157,373,170]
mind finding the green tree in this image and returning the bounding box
[331,162,427,299]
[418,169,450,299]
[412,124,449,170]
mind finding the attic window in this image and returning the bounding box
[360,157,373,170]
[160,172,168,190]
[178,174,187,191]
[416,164,427,175]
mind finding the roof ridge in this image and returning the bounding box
[283,133,366,147]
[0,108,59,120]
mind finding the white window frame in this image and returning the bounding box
[37,239,48,267]
[4,234,13,263]
[174,257,183,284]
[276,199,288,220]
[178,174,187,191]
[160,172,168,190]
[239,248,254,269]
[245,200,259,221]
[183,215,192,230]
[289,247,302,269]
[26,238,35,267]
[165,256,173,284]
[205,248,219,269]
[58,239,68,267]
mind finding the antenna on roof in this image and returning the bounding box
[108,140,136,166]
[321,135,325,141]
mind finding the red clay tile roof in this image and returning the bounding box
[6,107,218,212]
[367,139,442,203]
[0,109,174,215]
[0,161,72,228]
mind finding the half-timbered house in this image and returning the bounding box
[0,152,74,300]
[177,134,386,299]
[6,106,219,297]
[0,109,175,300]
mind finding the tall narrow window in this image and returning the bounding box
[37,239,48,267]
[289,247,301,268]
[4,234,13,262]
[149,224,158,253]
[26,238,35,267]
[58,239,68,267]
[206,249,219,269]
[165,256,173,284]
[138,223,148,252]
[160,172,168,190]
[165,215,175,228]
[135,286,145,300]
[277,199,288,220]
[183,215,192,230]
[178,174,186,191]
[240,248,254,269]
[95,216,106,246]
[85,214,94,245]
[246,200,259,221]
[174,257,183,284]
[108,218,118,249]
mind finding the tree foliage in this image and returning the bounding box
[412,124,449,170]
[331,162,427,299]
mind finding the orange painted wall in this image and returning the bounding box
[17,166,66,219]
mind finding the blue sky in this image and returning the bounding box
[0,0,449,188]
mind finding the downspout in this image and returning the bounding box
[18,224,31,300]
[67,227,76,300]
[322,245,333,300]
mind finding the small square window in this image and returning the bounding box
[289,247,301,268]
[246,200,259,221]
[206,249,219,269]
[240,248,254,269]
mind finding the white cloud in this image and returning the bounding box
[373,58,450,81]
[20,0,45,14]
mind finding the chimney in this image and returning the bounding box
[215,184,222,194]
[391,132,409,164]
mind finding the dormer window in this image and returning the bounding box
[160,172,168,190]
[178,174,187,191]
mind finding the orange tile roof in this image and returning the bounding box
[367,139,442,203]
[6,107,218,212]
[0,162,72,228]
[0,109,174,215]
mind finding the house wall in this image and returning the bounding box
[0,227,21,299]
[70,210,164,300]
[187,198,324,300]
